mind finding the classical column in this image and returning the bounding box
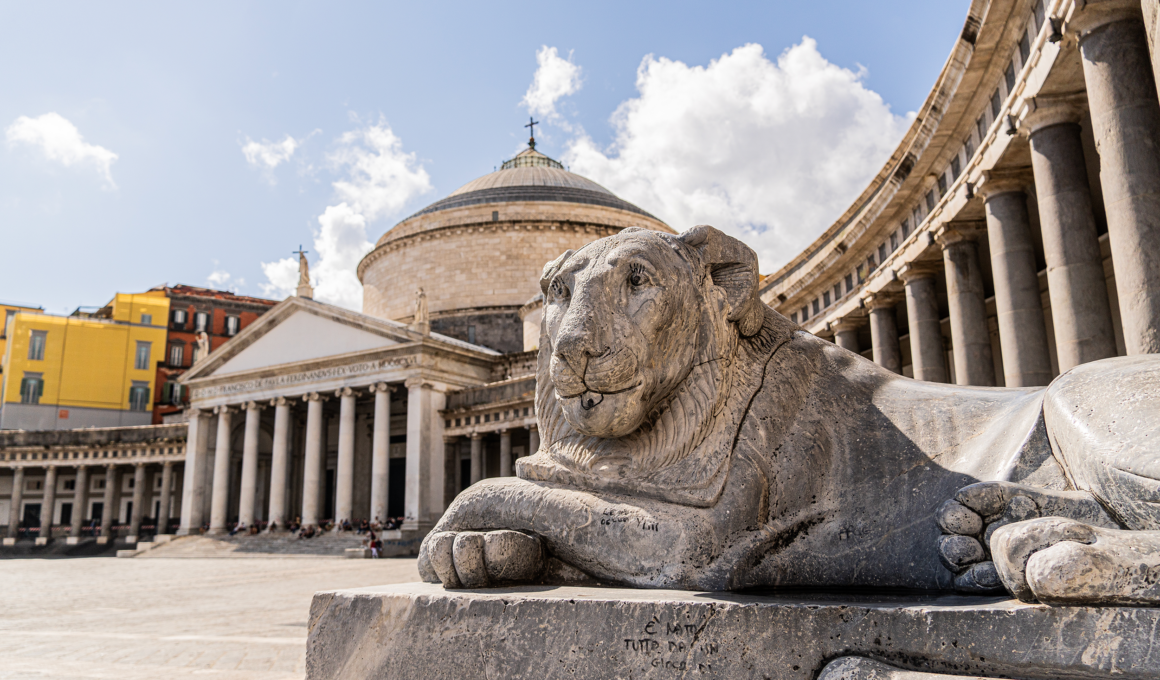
[369,383,393,525]
[334,387,357,526]
[1026,97,1118,371]
[979,171,1053,387]
[157,461,173,534]
[470,433,482,485]
[128,463,146,542]
[70,465,89,539]
[403,377,447,533]
[39,466,57,542]
[864,295,901,374]
[267,397,291,530]
[900,264,948,383]
[1075,3,1160,353]
[178,409,209,535]
[832,319,861,354]
[237,401,262,530]
[939,227,995,386]
[301,393,323,529]
[528,425,540,456]
[6,467,24,539]
[499,429,513,477]
[100,464,119,539]
[444,436,460,507]
[208,405,234,535]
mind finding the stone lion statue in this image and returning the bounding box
[419,226,1160,608]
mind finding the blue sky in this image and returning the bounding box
[0,1,970,313]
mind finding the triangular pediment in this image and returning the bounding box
[214,311,398,375]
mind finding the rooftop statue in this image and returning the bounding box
[419,226,1160,607]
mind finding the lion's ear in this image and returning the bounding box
[540,249,574,296]
[679,225,764,337]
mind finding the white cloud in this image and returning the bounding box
[260,119,432,310]
[206,270,244,291]
[330,122,432,221]
[522,46,582,124]
[260,257,299,300]
[562,39,912,273]
[242,134,299,170]
[5,112,119,188]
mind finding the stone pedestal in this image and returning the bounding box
[306,583,1160,680]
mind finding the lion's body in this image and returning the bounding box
[421,227,1160,593]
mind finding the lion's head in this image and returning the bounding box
[517,225,794,506]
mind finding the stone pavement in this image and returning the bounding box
[0,556,420,679]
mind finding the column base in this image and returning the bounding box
[2,537,16,546]
[66,536,81,545]
[96,536,111,545]
[205,527,227,536]
[34,537,49,546]
[126,535,139,544]
[401,520,435,534]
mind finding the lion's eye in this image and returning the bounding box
[628,263,648,288]
[629,274,644,287]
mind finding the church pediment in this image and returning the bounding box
[184,297,420,379]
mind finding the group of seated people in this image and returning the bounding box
[285,516,405,539]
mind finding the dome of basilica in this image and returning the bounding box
[358,141,673,353]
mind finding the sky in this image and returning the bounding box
[0,1,970,313]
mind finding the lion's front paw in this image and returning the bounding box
[419,530,545,589]
[989,517,1098,602]
[936,481,1115,595]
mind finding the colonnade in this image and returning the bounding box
[457,424,538,486]
[180,377,457,535]
[3,460,179,543]
[833,5,1160,385]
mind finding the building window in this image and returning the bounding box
[976,113,988,142]
[28,330,46,361]
[1018,32,1031,66]
[1033,0,1046,32]
[844,273,854,293]
[129,383,150,412]
[225,316,239,336]
[890,232,899,251]
[937,173,948,197]
[162,381,183,405]
[1004,62,1016,94]
[925,190,936,212]
[950,156,962,181]
[141,313,152,326]
[20,373,43,404]
[64,479,75,491]
[912,205,923,229]
[467,325,476,344]
[878,243,888,264]
[135,341,152,370]
[800,305,809,321]
[169,343,184,367]
[867,254,877,271]
[790,312,797,324]
[991,88,1001,119]
[833,283,842,302]
[171,309,187,328]
[822,291,831,308]
[964,135,975,161]
[94,478,106,491]
[194,312,209,332]
[812,299,820,316]
[901,218,911,239]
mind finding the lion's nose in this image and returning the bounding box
[554,333,606,381]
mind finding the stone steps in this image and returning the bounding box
[135,531,373,558]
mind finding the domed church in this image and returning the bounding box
[359,140,673,352]
[171,134,671,545]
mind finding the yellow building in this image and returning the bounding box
[0,292,169,430]
[0,301,45,380]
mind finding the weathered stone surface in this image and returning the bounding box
[418,226,1160,606]
[306,583,1160,680]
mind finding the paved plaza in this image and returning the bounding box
[0,555,420,679]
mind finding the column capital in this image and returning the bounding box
[831,317,864,333]
[1022,92,1087,134]
[404,376,430,390]
[303,392,325,403]
[936,222,985,249]
[498,428,509,435]
[368,382,397,394]
[134,461,146,469]
[898,261,942,283]
[526,423,537,432]
[1067,0,1141,37]
[213,405,234,415]
[162,460,174,468]
[270,396,290,407]
[470,432,483,440]
[244,400,263,412]
[105,462,118,470]
[443,435,460,444]
[862,293,900,311]
[978,168,1033,198]
[186,407,203,418]
[335,386,358,398]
